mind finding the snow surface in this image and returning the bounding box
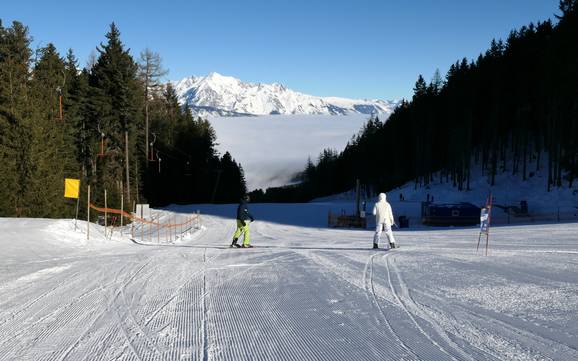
[173,72,399,117]
[209,114,372,190]
[2,203,578,361]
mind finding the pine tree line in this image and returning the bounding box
[253,1,578,202]
[0,21,246,217]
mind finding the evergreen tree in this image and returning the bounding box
[0,19,246,215]
[23,43,79,217]
[412,75,427,101]
[429,69,443,95]
[558,0,578,17]
[214,152,246,203]
[89,23,142,207]
[138,48,167,163]
[0,21,33,216]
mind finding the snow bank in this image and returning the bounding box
[0,218,131,263]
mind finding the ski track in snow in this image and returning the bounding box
[1,212,578,361]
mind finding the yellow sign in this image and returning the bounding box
[64,178,80,199]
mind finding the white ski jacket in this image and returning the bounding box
[373,193,395,226]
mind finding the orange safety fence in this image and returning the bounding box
[89,203,200,228]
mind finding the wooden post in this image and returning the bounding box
[131,201,135,239]
[87,185,91,240]
[74,195,80,231]
[120,181,124,228]
[486,193,493,256]
[135,161,139,204]
[104,189,108,238]
[124,130,131,207]
[355,179,360,217]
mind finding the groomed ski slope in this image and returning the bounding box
[1,205,578,361]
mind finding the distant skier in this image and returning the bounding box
[231,195,255,248]
[372,193,397,249]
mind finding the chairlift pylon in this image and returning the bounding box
[184,159,192,177]
[56,70,65,121]
[149,132,157,162]
[97,122,106,157]
[56,86,63,121]
[157,151,162,173]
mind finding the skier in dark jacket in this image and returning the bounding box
[231,195,255,248]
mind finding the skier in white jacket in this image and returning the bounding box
[372,193,397,249]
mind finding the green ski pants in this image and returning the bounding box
[233,219,250,245]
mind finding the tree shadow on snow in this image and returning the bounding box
[163,202,371,230]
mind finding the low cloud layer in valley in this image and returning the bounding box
[209,114,372,191]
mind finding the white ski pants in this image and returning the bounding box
[374,222,396,246]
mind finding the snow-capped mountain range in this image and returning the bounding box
[172,72,400,117]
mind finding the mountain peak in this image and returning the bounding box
[173,73,399,117]
[206,71,228,80]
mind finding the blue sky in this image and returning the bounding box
[3,0,559,100]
